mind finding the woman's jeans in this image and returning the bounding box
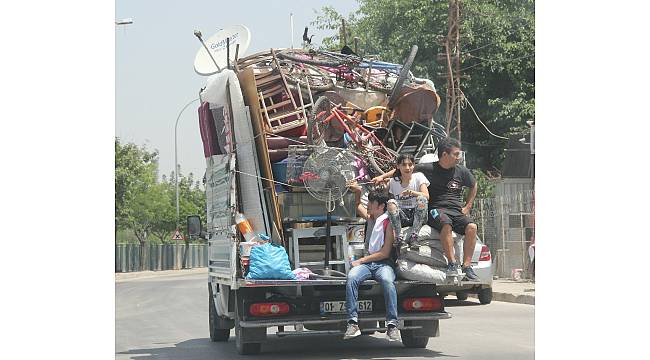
[346,261,399,327]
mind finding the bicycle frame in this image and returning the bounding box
[315,105,394,163]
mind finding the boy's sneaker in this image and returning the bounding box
[386,325,401,342]
[462,266,480,281]
[343,322,361,340]
[446,262,459,276]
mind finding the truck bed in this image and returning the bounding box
[237,278,442,287]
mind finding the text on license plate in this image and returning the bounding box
[320,300,372,313]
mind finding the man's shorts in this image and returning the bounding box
[428,208,473,235]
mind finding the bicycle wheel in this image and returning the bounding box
[277,59,335,91]
[277,49,345,67]
[387,45,418,109]
[308,97,346,145]
[366,145,398,175]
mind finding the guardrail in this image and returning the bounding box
[115,243,208,272]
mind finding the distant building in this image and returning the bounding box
[495,135,533,197]
[491,135,534,279]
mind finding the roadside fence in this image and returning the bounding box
[115,243,208,272]
[470,190,535,279]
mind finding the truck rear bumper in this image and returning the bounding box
[239,311,451,328]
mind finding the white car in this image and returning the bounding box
[436,236,493,304]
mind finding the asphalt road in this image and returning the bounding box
[116,272,534,360]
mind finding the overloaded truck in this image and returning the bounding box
[186,25,490,355]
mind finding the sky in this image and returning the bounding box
[116,0,359,183]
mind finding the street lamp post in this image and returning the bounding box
[174,98,200,228]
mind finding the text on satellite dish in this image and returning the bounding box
[209,33,241,51]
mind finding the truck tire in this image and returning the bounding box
[235,324,262,355]
[401,329,429,348]
[209,287,230,342]
[455,291,468,301]
[478,287,493,305]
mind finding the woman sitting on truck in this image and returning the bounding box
[385,153,430,246]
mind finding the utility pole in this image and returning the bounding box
[440,0,462,142]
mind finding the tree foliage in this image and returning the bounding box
[115,138,206,244]
[115,138,158,237]
[312,0,535,172]
[465,168,496,200]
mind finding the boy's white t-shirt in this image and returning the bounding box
[388,172,430,210]
[366,213,389,254]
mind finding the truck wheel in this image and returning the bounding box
[478,287,493,305]
[401,330,429,348]
[209,288,230,342]
[455,291,468,301]
[235,324,262,355]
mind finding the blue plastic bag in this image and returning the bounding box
[246,243,296,280]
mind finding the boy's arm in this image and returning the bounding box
[348,180,369,220]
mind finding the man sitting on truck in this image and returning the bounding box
[371,137,480,281]
[343,190,401,342]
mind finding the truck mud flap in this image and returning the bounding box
[237,326,267,343]
[404,319,439,337]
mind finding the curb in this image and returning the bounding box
[468,292,535,305]
[491,292,535,305]
[115,267,208,282]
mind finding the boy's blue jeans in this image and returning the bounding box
[346,261,399,327]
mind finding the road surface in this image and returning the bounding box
[116,272,534,359]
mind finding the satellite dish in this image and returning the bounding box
[193,25,251,76]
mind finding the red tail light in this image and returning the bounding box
[479,245,491,261]
[249,302,290,317]
[402,297,442,312]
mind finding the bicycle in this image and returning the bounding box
[308,97,397,176]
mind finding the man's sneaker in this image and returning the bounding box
[462,266,480,281]
[446,262,459,276]
[343,322,361,340]
[386,325,401,342]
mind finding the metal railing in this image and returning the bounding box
[115,243,208,272]
[470,190,535,279]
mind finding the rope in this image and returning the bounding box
[231,168,296,188]
[460,91,509,140]
[231,168,374,188]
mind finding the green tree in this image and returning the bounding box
[312,0,535,172]
[115,138,158,239]
[464,168,496,200]
[161,170,207,241]
[162,170,206,268]
[142,183,176,243]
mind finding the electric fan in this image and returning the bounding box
[302,146,356,278]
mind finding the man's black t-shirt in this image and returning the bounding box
[414,161,476,211]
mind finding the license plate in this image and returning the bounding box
[320,300,372,314]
